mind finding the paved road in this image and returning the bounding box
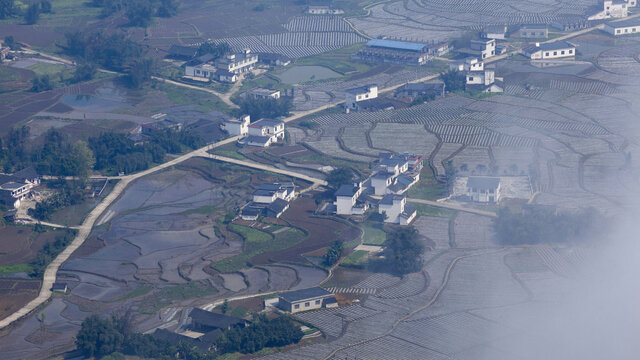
[407,198,497,218]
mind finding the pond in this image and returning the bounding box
[61,82,130,111]
[276,65,342,84]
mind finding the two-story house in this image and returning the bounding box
[334,183,367,215]
[378,193,417,225]
[466,176,501,203]
[345,84,378,111]
[215,49,258,74]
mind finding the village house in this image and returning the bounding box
[450,57,484,72]
[152,328,221,353]
[466,176,501,203]
[307,5,344,14]
[247,119,285,142]
[215,49,258,74]
[241,182,296,220]
[167,44,198,60]
[0,168,40,209]
[428,42,451,57]
[278,287,338,313]
[334,182,368,215]
[140,119,183,135]
[353,39,432,66]
[247,88,281,100]
[224,116,250,136]
[394,82,446,101]
[469,39,496,59]
[185,63,217,80]
[345,84,378,111]
[519,24,549,39]
[524,41,576,59]
[466,64,503,93]
[252,183,296,203]
[589,0,634,20]
[378,193,417,225]
[189,308,248,333]
[257,52,292,67]
[482,25,508,40]
[371,152,423,195]
[604,18,640,36]
[51,282,68,293]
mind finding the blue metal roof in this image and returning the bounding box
[367,39,427,52]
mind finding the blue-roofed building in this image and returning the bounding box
[354,39,432,66]
[278,287,337,313]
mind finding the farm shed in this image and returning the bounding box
[278,287,337,313]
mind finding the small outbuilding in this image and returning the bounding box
[278,287,337,314]
[189,308,247,332]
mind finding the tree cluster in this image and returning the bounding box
[439,70,466,93]
[326,167,354,190]
[231,97,292,121]
[30,74,53,92]
[29,229,75,277]
[91,0,179,26]
[493,207,607,246]
[409,93,436,106]
[197,42,231,58]
[215,315,303,355]
[28,185,85,221]
[324,240,343,266]
[370,227,425,276]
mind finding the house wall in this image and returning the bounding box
[372,177,392,195]
[605,23,640,35]
[336,196,356,215]
[400,210,416,225]
[520,28,549,38]
[225,119,249,136]
[379,199,405,223]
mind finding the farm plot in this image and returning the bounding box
[431,142,463,176]
[0,279,40,321]
[595,45,640,77]
[582,153,632,201]
[413,215,451,250]
[370,123,439,157]
[450,147,492,175]
[305,136,373,162]
[334,334,450,360]
[339,124,377,157]
[491,147,536,176]
[452,213,497,249]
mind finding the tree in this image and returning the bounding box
[70,141,96,180]
[125,57,154,88]
[0,0,15,19]
[197,42,230,58]
[40,0,52,13]
[439,69,466,92]
[125,0,154,27]
[31,75,53,92]
[72,63,97,83]
[371,227,424,276]
[326,167,354,189]
[324,240,343,266]
[24,3,40,24]
[75,315,125,358]
[232,97,292,120]
[220,299,229,314]
[156,0,178,17]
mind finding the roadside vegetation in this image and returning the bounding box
[369,226,425,276]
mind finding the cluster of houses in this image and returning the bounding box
[181,48,258,83]
[152,287,337,351]
[0,168,40,210]
[240,182,296,220]
[223,116,286,148]
[334,153,423,225]
[352,38,450,66]
[450,57,503,93]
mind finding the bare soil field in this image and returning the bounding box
[0,279,40,321]
[0,226,64,267]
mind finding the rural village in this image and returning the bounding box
[0,0,639,359]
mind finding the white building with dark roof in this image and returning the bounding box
[525,41,576,59]
[604,18,640,35]
[466,176,501,203]
[224,115,250,136]
[519,24,549,39]
[334,183,367,215]
[246,118,285,146]
[470,39,496,59]
[278,287,337,313]
[307,5,344,14]
[215,49,258,74]
[247,88,281,100]
[378,193,417,225]
[589,0,633,20]
[371,153,423,195]
[482,25,507,40]
[345,84,378,111]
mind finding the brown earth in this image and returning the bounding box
[0,226,62,266]
[0,279,40,321]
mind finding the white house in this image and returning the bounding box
[519,24,549,39]
[278,287,338,314]
[482,25,507,40]
[215,49,258,74]
[604,18,640,35]
[449,57,484,72]
[252,183,296,203]
[224,115,250,136]
[589,0,633,20]
[466,176,501,203]
[185,63,217,79]
[307,5,344,15]
[345,84,378,111]
[248,88,281,100]
[371,153,423,195]
[465,65,502,93]
[216,70,238,83]
[247,119,285,144]
[334,183,367,215]
[0,182,31,209]
[525,41,576,59]
[378,194,417,225]
[470,39,496,59]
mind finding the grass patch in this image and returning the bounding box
[0,263,32,275]
[139,282,218,314]
[412,203,456,218]
[296,43,370,74]
[0,66,20,82]
[214,149,247,160]
[407,168,447,201]
[229,305,249,318]
[155,82,231,113]
[27,63,68,76]
[362,221,386,245]
[341,250,368,267]
[211,225,307,273]
[111,286,152,302]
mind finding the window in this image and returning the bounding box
[617,29,622,34]
[315,300,321,305]
[569,49,573,54]
[294,304,300,309]
[634,28,637,32]
[545,52,550,57]
[625,29,628,33]
[305,302,310,307]
[561,50,565,55]
[553,51,557,56]
[468,76,474,81]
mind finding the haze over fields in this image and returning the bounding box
[0,0,639,359]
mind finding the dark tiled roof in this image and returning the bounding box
[168,45,198,58]
[252,119,283,127]
[538,41,575,51]
[345,84,377,94]
[12,167,38,181]
[467,177,500,190]
[335,184,359,197]
[244,135,271,146]
[190,308,245,329]
[242,206,263,217]
[380,194,404,205]
[267,198,289,215]
[0,182,27,191]
[279,287,333,303]
[607,18,640,28]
